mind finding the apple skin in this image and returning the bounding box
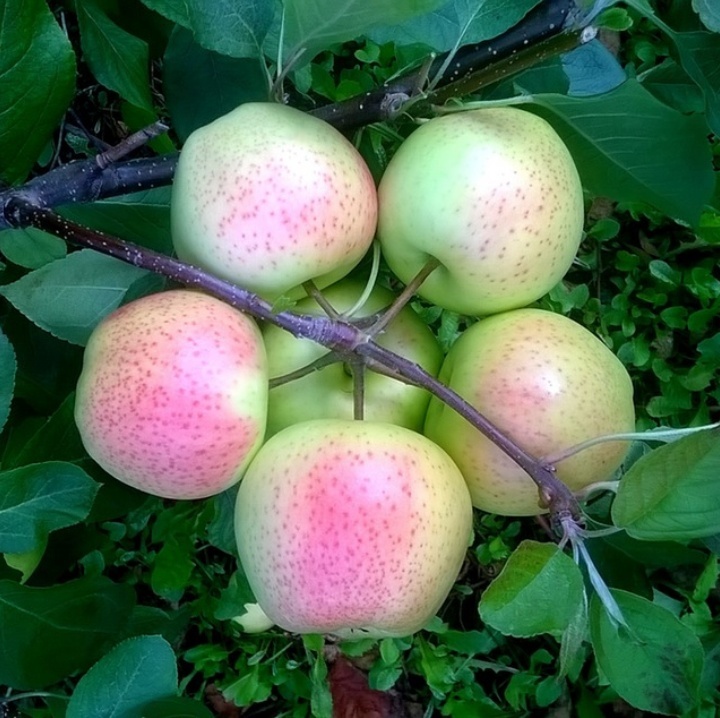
[377,108,584,316]
[263,279,443,435]
[74,290,268,500]
[234,419,473,639]
[424,309,635,516]
[171,102,378,301]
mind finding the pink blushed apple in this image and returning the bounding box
[74,290,268,499]
[234,420,473,639]
[171,102,378,301]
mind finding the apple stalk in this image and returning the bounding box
[5,197,581,529]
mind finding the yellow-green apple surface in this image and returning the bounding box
[234,419,473,638]
[424,309,635,515]
[75,290,268,500]
[262,279,443,435]
[171,102,378,300]
[377,107,584,316]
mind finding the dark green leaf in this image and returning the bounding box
[151,533,195,602]
[693,0,720,32]
[528,80,714,226]
[76,0,153,111]
[0,330,16,435]
[0,576,135,689]
[590,590,703,716]
[0,249,149,346]
[0,462,99,554]
[0,0,76,183]
[214,570,256,621]
[163,27,270,143]
[562,40,627,97]
[3,392,85,469]
[207,486,239,555]
[67,635,178,718]
[60,188,174,255]
[479,540,585,637]
[138,0,190,27]
[0,228,67,269]
[140,697,214,718]
[612,427,720,541]
[370,0,541,53]
[283,0,446,63]
[641,60,706,114]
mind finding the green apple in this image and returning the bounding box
[377,107,584,316]
[75,290,268,500]
[424,309,635,516]
[262,278,443,435]
[235,419,473,639]
[171,102,378,301]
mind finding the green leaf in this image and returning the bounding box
[151,533,195,602]
[283,0,446,64]
[641,60,706,115]
[479,540,585,637]
[3,392,85,469]
[67,635,178,718]
[589,590,704,716]
[214,570,256,621]
[0,462,99,554]
[528,80,714,227]
[144,0,274,58]
[60,188,174,255]
[0,330,16,435]
[163,27,270,143]
[612,427,720,541]
[562,40,627,97]
[369,0,542,53]
[0,249,149,346]
[0,0,76,183]
[140,697,214,718]
[76,0,153,111]
[693,0,720,32]
[0,228,67,269]
[0,576,135,689]
[207,486,240,556]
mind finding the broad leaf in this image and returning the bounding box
[142,0,274,58]
[0,249,149,346]
[3,392,85,469]
[0,0,76,183]
[561,39,626,97]
[640,60,706,115]
[528,80,715,226]
[282,0,446,64]
[612,427,720,541]
[67,635,178,718]
[0,576,135,689]
[60,188,174,255]
[0,330,16,434]
[479,540,584,637]
[368,0,542,53]
[590,590,704,716]
[693,0,720,32]
[0,227,67,269]
[0,462,99,554]
[163,27,270,143]
[76,0,153,111]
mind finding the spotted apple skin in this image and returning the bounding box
[235,420,473,639]
[425,309,635,516]
[171,102,378,300]
[75,290,268,499]
[378,107,584,316]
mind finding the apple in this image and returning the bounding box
[234,419,473,638]
[424,309,635,516]
[262,278,443,435]
[74,290,268,500]
[171,102,378,301]
[377,107,584,316]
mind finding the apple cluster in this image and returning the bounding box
[74,102,635,638]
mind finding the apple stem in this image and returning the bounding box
[302,280,341,319]
[269,351,341,388]
[350,361,366,420]
[367,257,441,338]
[5,198,582,527]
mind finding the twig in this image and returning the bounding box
[95,121,170,169]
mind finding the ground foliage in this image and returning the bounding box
[0,0,719,716]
